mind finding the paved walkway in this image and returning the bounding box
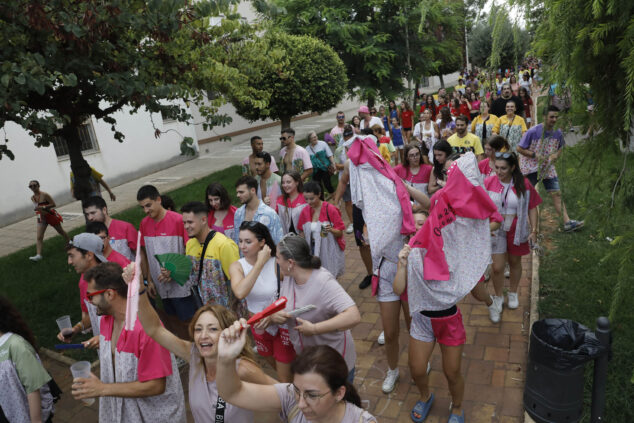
[43,226,531,422]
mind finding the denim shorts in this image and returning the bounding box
[526,172,560,192]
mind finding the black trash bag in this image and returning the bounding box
[530,318,607,370]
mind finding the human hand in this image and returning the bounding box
[437,179,446,187]
[82,336,100,350]
[147,281,158,299]
[528,231,537,245]
[253,316,272,331]
[157,267,171,283]
[218,319,248,362]
[257,245,272,263]
[295,318,318,336]
[263,196,271,206]
[57,330,73,343]
[109,192,117,202]
[270,311,291,325]
[398,245,411,266]
[122,264,135,284]
[71,373,102,400]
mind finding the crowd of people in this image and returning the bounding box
[4,65,587,423]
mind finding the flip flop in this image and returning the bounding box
[448,411,465,423]
[411,393,434,422]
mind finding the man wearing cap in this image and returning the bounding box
[358,105,383,131]
[56,233,108,347]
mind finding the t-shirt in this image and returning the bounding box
[359,116,383,130]
[455,83,466,94]
[186,232,240,310]
[139,211,189,299]
[447,133,484,155]
[273,383,376,423]
[518,124,565,179]
[279,268,357,372]
[106,248,131,269]
[305,141,333,171]
[400,110,414,128]
[470,114,499,142]
[99,315,185,423]
[0,333,54,422]
[70,167,103,197]
[242,155,278,177]
[108,219,138,261]
[493,115,527,150]
[279,145,313,175]
[491,95,524,117]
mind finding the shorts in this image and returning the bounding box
[343,183,352,202]
[526,172,560,192]
[37,210,63,226]
[403,127,412,131]
[163,295,198,321]
[394,144,404,150]
[410,307,466,346]
[491,220,530,256]
[352,205,366,247]
[252,326,296,364]
[375,260,401,303]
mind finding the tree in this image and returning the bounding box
[229,32,347,129]
[484,8,530,72]
[0,0,270,200]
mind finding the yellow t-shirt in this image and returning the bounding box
[447,133,484,155]
[186,232,239,286]
[455,84,466,92]
[492,115,527,150]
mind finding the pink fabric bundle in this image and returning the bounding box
[125,231,142,330]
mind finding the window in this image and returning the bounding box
[160,109,177,124]
[52,120,99,159]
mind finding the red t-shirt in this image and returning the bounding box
[401,110,414,129]
[522,97,533,118]
[106,249,131,269]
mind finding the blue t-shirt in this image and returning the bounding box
[392,128,404,146]
[382,116,390,132]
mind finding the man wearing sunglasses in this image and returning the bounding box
[279,128,313,180]
[329,111,346,145]
[72,262,186,422]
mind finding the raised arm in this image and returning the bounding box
[230,246,271,300]
[393,245,410,295]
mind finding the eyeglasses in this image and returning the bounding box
[240,220,259,230]
[291,385,331,405]
[86,288,112,300]
[495,152,512,159]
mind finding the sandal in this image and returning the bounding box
[448,411,465,423]
[411,393,434,422]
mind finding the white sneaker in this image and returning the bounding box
[507,292,519,309]
[426,362,431,374]
[504,263,510,278]
[382,368,399,393]
[346,224,354,234]
[377,331,385,345]
[29,254,42,262]
[488,296,503,323]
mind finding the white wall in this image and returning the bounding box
[1,108,197,226]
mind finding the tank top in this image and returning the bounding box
[238,257,278,314]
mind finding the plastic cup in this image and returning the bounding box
[70,361,96,406]
[56,315,72,331]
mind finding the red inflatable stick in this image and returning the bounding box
[247,297,288,327]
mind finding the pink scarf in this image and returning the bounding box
[347,136,415,235]
[125,232,142,330]
[409,159,502,281]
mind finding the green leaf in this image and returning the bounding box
[1,74,10,87]
[14,74,26,85]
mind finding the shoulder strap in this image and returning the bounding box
[197,230,216,285]
[276,263,281,299]
[325,202,331,223]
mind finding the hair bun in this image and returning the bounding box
[310,256,322,269]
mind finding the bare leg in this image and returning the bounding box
[409,337,435,401]
[52,224,70,243]
[440,343,465,415]
[507,254,523,293]
[359,244,373,275]
[401,301,411,331]
[399,149,405,164]
[549,191,570,223]
[379,301,402,370]
[344,201,353,224]
[490,253,507,297]
[35,224,46,256]
[470,281,493,306]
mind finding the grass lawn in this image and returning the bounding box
[1,128,338,359]
[537,142,633,422]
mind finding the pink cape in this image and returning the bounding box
[125,231,142,330]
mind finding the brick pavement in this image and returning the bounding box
[44,228,531,422]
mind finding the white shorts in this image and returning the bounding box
[376,260,400,303]
[394,145,404,150]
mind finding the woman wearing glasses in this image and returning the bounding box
[276,171,308,235]
[263,236,360,384]
[229,221,296,382]
[394,144,432,197]
[28,180,70,261]
[484,152,541,322]
[122,265,276,423]
[217,327,376,422]
[297,182,346,278]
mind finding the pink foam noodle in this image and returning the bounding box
[125,231,142,330]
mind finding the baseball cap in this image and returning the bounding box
[358,105,370,114]
[70,233,107,263]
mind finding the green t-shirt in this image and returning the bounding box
[0,333,51,393]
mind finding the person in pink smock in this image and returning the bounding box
[122,263,276,423]
[276,171,308,235]
[297,182,346,278]
[217,322,377,423]
[83,196,138,261]
[205,182,237,241]
[72,263,186,423]
[394,144,433,198]
[393,152,502,423]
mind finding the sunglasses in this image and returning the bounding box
[86,288,112,300]
[495,152,512,159]
[336,115,345,119]
[240,220,260,230]
[280,136,291,141]
[28,184,38,188]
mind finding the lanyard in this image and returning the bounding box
[215,396,226,422]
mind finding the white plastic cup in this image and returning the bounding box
[56,315,73,341]
[70,361,96,406]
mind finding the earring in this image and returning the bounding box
[287,266,291,272]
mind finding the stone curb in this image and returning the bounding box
[40,347,100,369]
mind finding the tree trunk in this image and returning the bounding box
[439,74,445,88]
[367,95,375,109]
[280,115,292,131]
[64,125,92,203]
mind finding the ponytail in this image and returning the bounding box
[309,255,322,269]
[343,381,361,406]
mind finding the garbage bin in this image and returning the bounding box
[524,318,605,423]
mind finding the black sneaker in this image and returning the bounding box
[358,275,372,289]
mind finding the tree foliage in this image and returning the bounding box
[479,7,530,71]
[229,32,348,129]
[0,0,270,199]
